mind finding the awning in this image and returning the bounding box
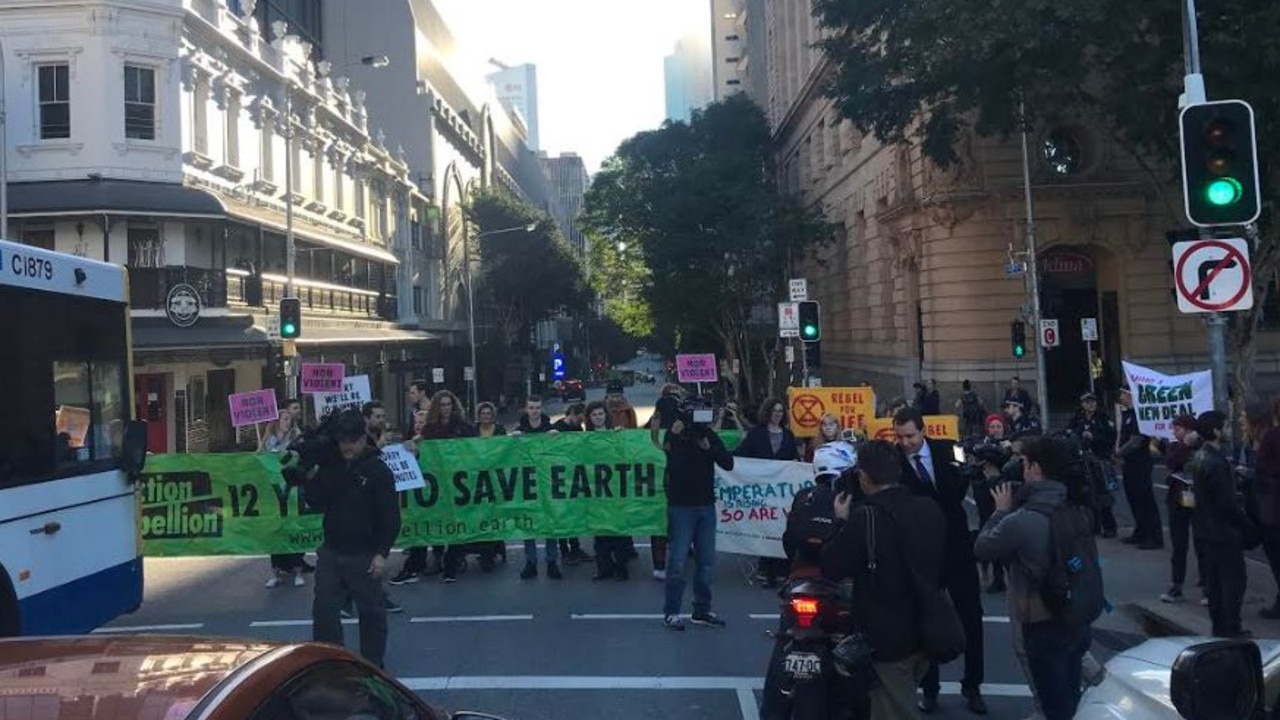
[8,180,225,218]
[222,198,400,265]
[292,326,440,346]
[132,317,269,351]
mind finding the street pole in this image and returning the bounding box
[283,83,298,399]
[0,38,8,239]
[464,227,478,412]
[1019,99,1050,420]
[1180,0,1229,412]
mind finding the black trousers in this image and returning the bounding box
[922,558,985,694]
[974,490,1005,586]
[270,553,304,572]
[594,536,632,576]
[313,547,388,667]
[1260,525,1280,604]
[1122,462,1162,543]
[1168,504,1203,587]
[1202,538,1246,636]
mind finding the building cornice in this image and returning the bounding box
[773,55,833,143]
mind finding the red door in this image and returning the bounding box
[133,374,168,453]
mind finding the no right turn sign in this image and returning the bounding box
[1173,238,1254,314]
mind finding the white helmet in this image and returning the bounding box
[813,441,857,481]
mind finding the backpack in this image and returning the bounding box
[786,483,838,557]
[1031,503,1105,627]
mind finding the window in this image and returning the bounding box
[0,288,129,487]
[38,64,71,139]
[411,219,423,251]
[124,65,156,140]
[725,57,741,63]
[727,79,742,86]
[412,285,423,315]
[1042,128,1084,176]
[260,121,275,182]
[249,661,432,720]
[225,91,241,167]
[23,229,55,251]
[312,150,325,203]
[193,77,209,154]
[725,34,740,41]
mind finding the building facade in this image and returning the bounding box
[0,0,436,452]
[539,152,589,259]
[486,61,539,153]
[663,31,713,123]
[764,0,1280,415]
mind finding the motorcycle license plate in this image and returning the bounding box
[783,651,822,679]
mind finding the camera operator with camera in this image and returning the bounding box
[286,408,400,669]
[658,391,734,631]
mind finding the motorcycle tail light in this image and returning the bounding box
[791,597,820,628]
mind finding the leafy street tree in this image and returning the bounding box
[815,0,1279,399]
[583,94,833,400]
[465,189,589,393]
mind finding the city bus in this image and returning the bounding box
[0,238,147,636]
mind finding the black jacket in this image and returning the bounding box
[821,485,946,662]
[518,413,555,434]
[1191,443,1249,545]
[1068,411,1115,459]
[552,418,584,432]
[735,425,800,461]
[900,438,973,567]
[1007,414,1043,441]
[304,447,401,558]
[664,426,734,506]
[1118,409,1151,466]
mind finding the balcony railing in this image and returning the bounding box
[130,266,396,321]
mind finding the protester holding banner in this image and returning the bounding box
[551,405,594,565]
[584,401,631,581]
[475,402,507,437]
[510,396,566,580]
[735,398,803,588]
[260,408,306,588]
[1116,388,1163,550]
[305,409,400,669]
[605,382,638,430]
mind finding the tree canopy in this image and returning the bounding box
[582,94,833,399]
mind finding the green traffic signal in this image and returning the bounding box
[802,323,818,339]
[1180,100,1260,226]
[279,297,302,339]
[797,301,821,342]
[1205,177,1243,206]
[282,321,297,335]
[1014,344,1025,358]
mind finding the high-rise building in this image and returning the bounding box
[540,153,591,260]
[663,31,713,122]
[486,61,540,152]
[710,0,767,102]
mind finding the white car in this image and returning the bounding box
[1077,637,1275,720]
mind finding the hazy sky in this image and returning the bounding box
[432,0,710,173]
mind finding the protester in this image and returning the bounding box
[822,440,946,720]
[260,407,305,588]
[304,409,399,669]
[735,397,802,588]
[714,399,748,431]
[584,401,631,580]
[1068,392,1119,538]
[1252,402,1280,619]
[1161,414,1202,604]
[981,414,1008,447]
[511,395,565,579]
[1003,377,1034,417]
[661,412,734,630]
[552,403,594,564]
[647,383,686,581]
[1189,410,1250,638]
[806,412,843,461]
[1115,387,1163,549]
[406,379,431,434]
[969,443,1010,595]
[362,401,389,447]
[924,379,942,415]
[1004,399,1042,441]
[892,407,987,714]
[974,436,1096,720]
[605,381,639,429]
[956,380,987,439]
[475,402,507,437]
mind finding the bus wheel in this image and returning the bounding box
[0,567,19,637]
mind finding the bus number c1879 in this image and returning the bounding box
[6,250,55,281]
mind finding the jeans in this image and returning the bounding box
[663,505,717,616]
[1023,621,1090,720]
[523,539,561,565]
[313,546,388,668]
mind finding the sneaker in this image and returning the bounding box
[547,562,563,580]
[300,560,316,574]
[653,569,667,582]
[384,597,403,614]
[1161,585,1184,603]
[292,573,305,588]
[569,549,594,564]
[389,569,420,586]
[691,611,726,628]
[663,614,685,631]
[442,573,457,584]
[340,605,354,619]
[265,576,282,589]
[520,562,538,580]
[422,554,444,576]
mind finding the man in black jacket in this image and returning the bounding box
[1191,411,1250,638]
[304,409,401,668]
[893,407,987,715]
[822,440,946,720]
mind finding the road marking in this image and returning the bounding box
[249,619,358,627]
[570,613,665,620]
[410,615,534,623]
[1155,483,1168,491]
[748,614,1012,623]
[737,687,761,720]
[397,675,1033,697]
[92,623,205,634]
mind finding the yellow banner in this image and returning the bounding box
[866,415,961,442]
[786,387,876,438]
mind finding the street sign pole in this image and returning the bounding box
[1020,98,1050,420]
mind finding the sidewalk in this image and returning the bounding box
[1102,534,1280,638]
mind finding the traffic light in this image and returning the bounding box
[1011,320,1027,358]
[279,297,302,339]
[798,301,821,342]
[1180,100,1261,227]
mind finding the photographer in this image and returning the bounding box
[968,443,1012,594]
[303,409,400,669]
[660,411,734,631]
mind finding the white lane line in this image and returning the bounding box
[1155,483,1168,491]
[397,676,1033,697]
[748,614,1012,623]
[92,623,205,634]
[737,687,761,720]
[570,613,665,620]
[410,615,534,623]
[249,619,358,627]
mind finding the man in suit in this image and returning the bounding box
[893,407,987,715]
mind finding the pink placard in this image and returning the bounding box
[228,388,279,428]
[676,353,718,384]
[301,363,346,393]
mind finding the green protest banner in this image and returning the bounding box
[138,430,684,557]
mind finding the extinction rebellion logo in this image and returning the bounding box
[140,472,225,539]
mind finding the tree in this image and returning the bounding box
[465,189,589,391]
[582,95,834,401]
[815,0,1279,401]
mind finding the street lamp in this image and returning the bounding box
[464,222,537,409]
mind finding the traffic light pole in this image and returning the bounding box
[1019,99,1050,421]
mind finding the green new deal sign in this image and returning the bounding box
[138,430,742,556]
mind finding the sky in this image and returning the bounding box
[432,0,711,173]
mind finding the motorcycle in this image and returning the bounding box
[761,576,872,720]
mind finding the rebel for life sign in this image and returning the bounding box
[1122,361,1214,439]
[228,389,279,428]
[715,458,814,559]
[301,363,345,394]
[676,354,719,383]
[786,387,876,438]
[315,374,371,420]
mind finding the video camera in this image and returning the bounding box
[656,392,717,431]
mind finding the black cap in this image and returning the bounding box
[333,409,368,441]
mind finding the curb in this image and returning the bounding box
[1122,602,1200,638]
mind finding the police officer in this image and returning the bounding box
[1068,392,1118,537]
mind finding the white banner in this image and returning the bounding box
[382,444,426,492]
[314,374,371,421]
[1122,361,1214,440]
[714,457,815,559]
